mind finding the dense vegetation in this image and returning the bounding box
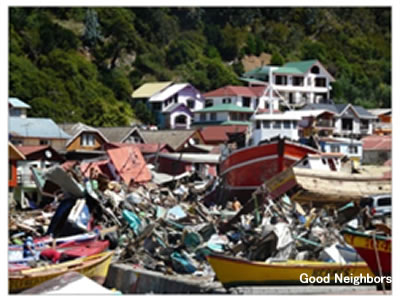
[9,7,391,126]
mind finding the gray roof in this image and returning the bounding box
[97,126,142,142]
[367,108,391,116]
[9,117,70,139]
[140,129,197,151]
[58,122,98,137]
[9,97,31,109]
[301,103,376,119]
[353,106,377,118]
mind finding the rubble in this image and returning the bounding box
[8,146,392,294]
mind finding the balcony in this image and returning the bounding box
[17,173,36,187]
[315,119,334,128]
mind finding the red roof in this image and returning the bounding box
[362,135,392,151]
[384,159,391,166]
[107,146,151,184]
[200,125,248,143]
[203,85,266,98]
[16,145,50,156]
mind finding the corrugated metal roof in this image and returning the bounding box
[200,125,248,143]
[131,82,173,99]
[149,83,192,102]
[282,60,318,73]
[9,117,70,139]
[8,97,31,109]
[140,129,197,151]
[362,135,391,151]
[273,67,304,75]
[203,85,266,98]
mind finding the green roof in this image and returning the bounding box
[221,120,252,126]
[195,104,254,113]
[274,59,319,75]
[243,66,272,77]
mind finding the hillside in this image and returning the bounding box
[9,7,391,126]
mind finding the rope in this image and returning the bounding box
[372,231,386,293]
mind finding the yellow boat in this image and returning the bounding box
[207,254,374,288]
[9,251,113,293]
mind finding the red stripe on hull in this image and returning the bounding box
[353,247,391,276]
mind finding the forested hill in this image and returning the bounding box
[9,7,391,126]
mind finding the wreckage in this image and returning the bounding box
[8,140,391,294]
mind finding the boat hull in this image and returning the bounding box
[207,254,374,288]
[9,251,113,293]
[342,230,391,277]
[219,138,318,201]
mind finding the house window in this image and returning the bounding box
[283,121,291,129]
[263,120,271,129]
[256,121,261,129]
[222,98,232,104]
[11,139,23,146]
[173,94,178,103]
[81,134,95,146]
[315,77,327,87]
[175,115,187,125]
[242,97,251,107]
[273,121,281,129]
[342,118,353,131]
[275,75,287,85]
[288,93,294,104]
[311,66,320,74]
[361,119,369,130]
[231,112,238,121]
[292,121,298,128]
[200,114,206,121]
[349,145,358,154]
[210,113,217,121]
[265,101,270,109]
[292,76,304,86]
[205,99,213,107]
[187,99,195,109]
[331,145,340,153]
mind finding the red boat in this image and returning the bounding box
[219,137,319,201]
[342,228,391,277]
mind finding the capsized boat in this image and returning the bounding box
[9,251,114,293]
[342,228,391,277]
[219,136,319,201]
[207,254,373,288]
[264,160,391,205]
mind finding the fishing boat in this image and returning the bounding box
[264,164,391,205]
[342,228,391,277]
[9,251,113,293]
[207,254,373,288]
[219,136,319,201]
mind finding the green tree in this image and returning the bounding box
[134,101,155,125]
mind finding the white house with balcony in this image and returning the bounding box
[301,103,377,138]
[319,137,363,166]
[202,85,280,112]
[250,111,303,145]
[241,59,335,109]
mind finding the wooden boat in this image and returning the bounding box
[342,228,391,277]
[264,166,391,205]
[207,254,374,288]
[219,137,318,201]
[9,251,113,293]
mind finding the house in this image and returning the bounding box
[131,82,205,129]
[297,109,337,138]
[58,123,109,159]
[139,129,204,152]
[97,126,145,144]
[250,111,303,145]
[301,102,377,138]
[362,135,391,165]
[319,137,363,165]
[9,142,26,192]
[202,85,278,110]
[9,117,70,151]
[241,59,335,108]
[13,145,63,209]
[368,108,391,135]
[193,104,254,126]
[198,125,249,146]
[9,97,31,118]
